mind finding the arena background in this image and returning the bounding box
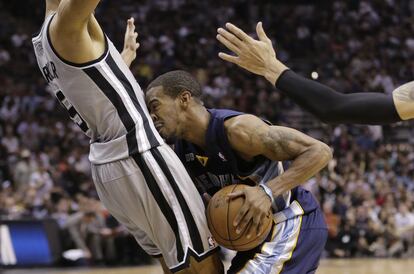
[1,0,414,273]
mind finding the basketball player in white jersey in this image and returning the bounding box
[32,1,223,273]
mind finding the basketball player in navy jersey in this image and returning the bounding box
[145,70,332,274]
[216,22,414,125]
[32,1,223,273]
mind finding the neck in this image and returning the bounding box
[180,106,210,149]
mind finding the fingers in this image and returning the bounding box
[218,52,240,65]
[236,209,253,235]
[256,216,265,237]
[216,33,241,55]
[127,17,135,31]
[246,212,262,239]
[227,190,244,200]
[225,22,251,42]
[233,202,249,228]
[256,22,270,43]
[217,28,244,50]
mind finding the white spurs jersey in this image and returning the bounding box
[32,13,164,164]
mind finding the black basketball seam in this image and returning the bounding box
[208,185,273,250]
[227,184,239,250]
[207,201,229,243]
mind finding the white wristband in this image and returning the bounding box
[259,184,274,204]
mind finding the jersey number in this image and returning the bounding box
[56,90,89,133]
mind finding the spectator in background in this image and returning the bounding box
[1,0,414,265]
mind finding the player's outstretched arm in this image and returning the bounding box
[55,0,101,30]
[276,70,402,124]
[121,18,140,67]
[217,22,406,124]
[225,115,332,238]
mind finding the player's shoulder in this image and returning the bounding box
[209,108,243,120]
[223,114,267,153]
[223,113,263,133]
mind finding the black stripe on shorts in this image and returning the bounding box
[106,53,160,151]
[132,153,184,262]
[151,147,204,254]
[83,66,138,154]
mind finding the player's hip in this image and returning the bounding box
[228,208,327,274]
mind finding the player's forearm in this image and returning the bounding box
[267,142,332,197]
[275,70,402,124]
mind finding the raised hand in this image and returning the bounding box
[121,17,140,67]
[216,22,288,85]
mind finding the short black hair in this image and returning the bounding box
[147,70,202,99]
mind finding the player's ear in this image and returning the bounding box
[179,90,192,108]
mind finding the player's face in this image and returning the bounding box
[146,86,181,139]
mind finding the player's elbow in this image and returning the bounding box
[313,142,332,168]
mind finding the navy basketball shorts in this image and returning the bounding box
[228,206,327,274]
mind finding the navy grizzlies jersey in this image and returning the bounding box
[175,109,319,217]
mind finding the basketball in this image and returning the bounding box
[206,184,273,251]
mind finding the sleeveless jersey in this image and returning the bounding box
[175,109,319,217]
[32,13,164,164]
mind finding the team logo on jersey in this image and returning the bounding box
[185,153,195,162]
[218,152,227,162]
[196,155,209,167]
[208,236,217,248]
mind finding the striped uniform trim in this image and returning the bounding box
[83,65,139,153]
[169,247,220,273]
[83,52,160,155]
[235,202,305,274]
[275,216,303,274]
[236,216,302,274]
[273,200,304,224]
[105,54,160,149]
[132,153,185,262]
[150,148,204,254]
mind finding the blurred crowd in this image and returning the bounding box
[309,126,414,258]
[1,0,414,264]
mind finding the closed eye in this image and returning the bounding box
[149,101,160,112]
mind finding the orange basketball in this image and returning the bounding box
[206,184,273,251]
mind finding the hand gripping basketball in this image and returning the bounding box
[206,184,273,251]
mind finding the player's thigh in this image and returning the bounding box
[91,158,162,256]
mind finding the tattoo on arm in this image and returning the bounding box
[260,128,300,160]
